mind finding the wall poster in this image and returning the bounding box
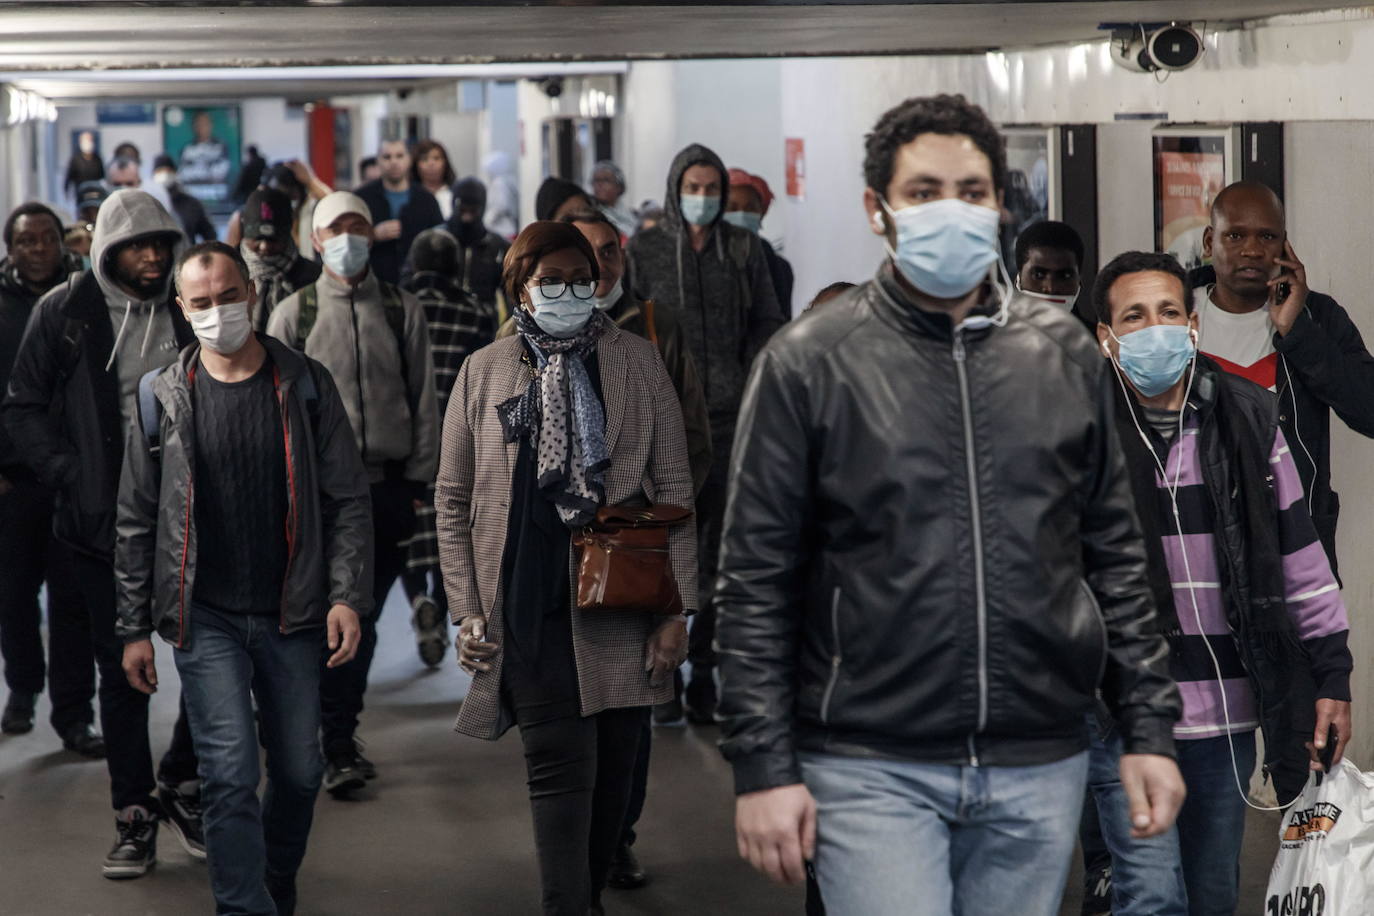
[1000,126,1059,272]
[1153,128,1237,271]
[163,104,241,211]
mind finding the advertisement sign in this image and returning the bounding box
[96,102,156,125]
[1000,127,1058,271]
[785,138,805,200]
[1153,132,1230,270]
[163,104,241,208]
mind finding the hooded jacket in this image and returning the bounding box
[265,268,439,486]
[437,182,511,311]
[115,335,374,647]
[625,144,784,426]
[1188,265,1374,577]
[715,264,1179,793]
[3,189,193,556]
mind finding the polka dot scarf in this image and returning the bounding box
[498,307,611,528]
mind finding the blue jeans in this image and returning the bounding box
[174,605,325,916]
[1086,723,1188,915]
[1175,731,1257,916]
[800,750,1088,916]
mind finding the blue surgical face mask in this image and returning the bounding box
[679,194,720,227]
[881,197,1002,299]
[321,232,370,278]
[528,283,596,338]
[1110,323,1197,397]
[723,211,762,234]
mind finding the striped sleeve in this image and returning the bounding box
[1271,427,1353,700]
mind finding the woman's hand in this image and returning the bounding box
[456,616,499,676]
[645,616,688,689]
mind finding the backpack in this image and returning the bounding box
[136,361,319,461]
[294,279,412,404]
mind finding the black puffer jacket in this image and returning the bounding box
[625,144,784,426]
[716,265,1181,794]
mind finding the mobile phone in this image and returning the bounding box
[1318,723,1339,773]
[1275,281,1292,306]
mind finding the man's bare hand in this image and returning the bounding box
[122,639,158,695]
[1119,753,1186,838]
[1269,239,1310,336]
[735,784,817,886]
[374,219,402,243]
[1308,698,1353,770]
[326,603,361,668]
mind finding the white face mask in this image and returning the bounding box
[154,171,176,188]
[321,232,371,278]
[593,278,623,312]
[1016,285,1079,312]
[186,300,253,354]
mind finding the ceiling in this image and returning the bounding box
[0,1,1363,100]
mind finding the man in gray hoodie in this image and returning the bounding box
[3,189,204,878]
[268,190,439,796]
[625,144,784,723]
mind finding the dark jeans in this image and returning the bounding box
[503,618,646,915]
[400,568,448,616]
[175,604,324,916]
[320,479,414,754]
[619,715,652,847]
[685,420,734,675]
[1176,731,1258,916]
[70,550,198,810]
[0,478,95,733]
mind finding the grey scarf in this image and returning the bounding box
[497,308,610,527]
[240,239,300,329]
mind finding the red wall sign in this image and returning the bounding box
[785,138,805,200]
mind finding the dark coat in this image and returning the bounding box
[715,265,1180,794]
[353,180,444,286]
[115,336,374,647]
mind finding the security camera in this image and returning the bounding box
[537,77,564,99]
[1108,23,1204,73]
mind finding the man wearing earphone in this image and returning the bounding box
[1093,250,1353,916]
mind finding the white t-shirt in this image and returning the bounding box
[1194,285,1279,391]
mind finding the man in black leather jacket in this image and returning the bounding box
[715,94,1184,916]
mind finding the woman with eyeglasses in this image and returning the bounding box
[435,220,696,915]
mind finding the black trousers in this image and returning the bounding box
[0,478,95,733]
[686,420,735,675]
[502,619,647,915]
[320,479,415,754]
[70,550,198,811]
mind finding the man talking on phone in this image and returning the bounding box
[1191,180,1374,800]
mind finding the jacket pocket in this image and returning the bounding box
[819,587,844,723]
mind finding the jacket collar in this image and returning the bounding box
[318,266,379,299]
[869,260,1000,343]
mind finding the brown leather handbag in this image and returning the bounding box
[573,504,692,615]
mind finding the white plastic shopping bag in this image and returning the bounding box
[1266,759,1374,915]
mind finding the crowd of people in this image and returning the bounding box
[0,92,1368,916]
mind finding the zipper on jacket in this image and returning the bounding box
[275,369,300,634]
[953,331,989,764]
[819,587,843,723]
[349,289,368,461]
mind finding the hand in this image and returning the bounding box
[1269,239,1310,336]
[374,220,403,243]
[285,158,316,185]
[1119,753,1186,838]
[325,603,361,668]
[735,784,817,886]
[1308,698,1353,770]
[644,616,687,689]
[456,616,499,675]
[122,639,158,695]
[0,474,12,497]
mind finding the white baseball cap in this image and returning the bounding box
[311,191,373,233]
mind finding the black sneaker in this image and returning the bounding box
[103,805,158,879]
[684,674,718,725]
[60,722,107,759]
[1081,862,1112,916]
[411,594,449,669]
[324,747,367,797]
[157,780,207,860]
[651,697,685,727]
[606,843,647,890]
[354,737,377,781]
[1,691,35,734]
